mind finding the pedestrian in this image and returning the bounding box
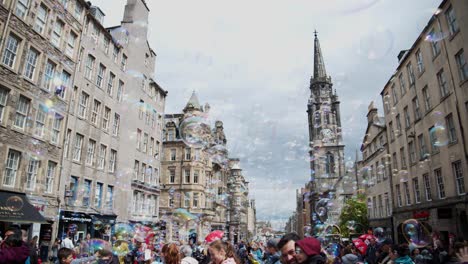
[181,244,199,264]
[277,233,301,264]
[294,237,326,264]
[341,248,358,264]
[376,244,392,264]
[208,240,241,264]
[27,235,40,264]
[0,227,30,264]
[249,242,264,264]
[95,249,120,264]
[393,244,414,264]
[79,234,91,257]
[61,235,75,249]
[163,243,180,264]
[264,239,281,264]
[50,238,61,263]
[365,238,378,264]
[57,247,97,264]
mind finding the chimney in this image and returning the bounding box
[367,101,378,124]
[397,49,409,62]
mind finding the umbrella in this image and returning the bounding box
[205,230,224,243]
[359,234,376,241]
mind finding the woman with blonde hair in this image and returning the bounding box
[162,243,181,264]
[208,240,241,264]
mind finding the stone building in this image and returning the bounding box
[247,199,257,239]
[227,158,250,243]
[57,0,166,241]
[307,32,346,228]
[380,0,468,243]
[160,92,230,242]
[0,0,85,253]
[358,102,393,239]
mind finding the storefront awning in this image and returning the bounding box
[0,191,47,223]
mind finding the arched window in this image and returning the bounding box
[326,152,335,174]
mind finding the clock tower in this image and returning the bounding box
[307,31,346,225]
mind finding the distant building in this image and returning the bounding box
[380,0,468,243]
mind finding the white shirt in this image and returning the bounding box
[61,237,75,249]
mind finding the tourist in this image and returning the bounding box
[61,235,75,249]
[181,244,199,264]
[365,239,378,264]
[294,237,325,264]
[208,240,241,264]
[277,233,301,264]
[393,244,414,264]
[162,243,180,264]
[0,227,30,264]
[57,247,96,264]
[341,248,358,264]
[264,239,281,264]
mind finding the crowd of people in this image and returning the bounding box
[1,228,468,264]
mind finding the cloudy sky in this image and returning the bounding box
[93,0,442,229]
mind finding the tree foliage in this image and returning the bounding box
[338,194,369,238]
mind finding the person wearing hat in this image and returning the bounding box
[294,238,326,264]
[265,239,281,264]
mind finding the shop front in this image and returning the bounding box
[58,211,93,243]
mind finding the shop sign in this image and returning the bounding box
[61,212,92,223]
[413,210,430,220]
[27,195,48,216]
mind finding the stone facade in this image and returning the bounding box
[380,0,468,244]
[358,102,393,239]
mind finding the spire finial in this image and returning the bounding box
[313,29,327,79]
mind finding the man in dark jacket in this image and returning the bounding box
[365,239,378,264]
[0,228,31,264]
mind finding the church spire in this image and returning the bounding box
[313,30,327,80]
[183,91,202,112]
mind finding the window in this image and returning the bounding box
[97,144,107,169]
[429,126,439,153]
[147,166,153,184]
[2,34,20,68]
[106,186,113,210]
[51,20,64,47]
[26,159,39,190]
[90,99,101,125]
[142,133,148,153]
[372,197,377,218]
[169,169,175,183]
[96,64,106,88]
[184,169,190,183]
[133,161,139,180]
[82,179,91,207]
[404,182,411,205]
[446,114,457,143]
[170,149,176,161]
[95,183,103,208]
[112,113,120,136]
[121,54,127,71]
[51,114,62,144]
[3,149,21,187]
[84,55,95,80]
[399,73,406,95]
[107,72,115,96]
[74,1,83,20]
[145,108,150,125]
[103,37,110,54]
[34,105,47,137]
[117,81,124,102]
[392,153,398,174]
[446,6,459,35]
[149,137,154,156]
[435,168,445,199]
[413,178,421,203]
[102,107,110,131]
[136,129,142,150]
[452,161,465,195]
[69,176,78,201]
[400,147,407,169]
[396,114,402,134]
[113,46,119,63]
[73,134,84,161]
[43,60,56,91]
[85,139,96,166]
[412,97,421,120]
[409,141,416,164]
[109,149,117,173]
[384,193,391,216]
[15,0,29,19]
[403,107,410,128]
[14,96,30,129]
[416,49,424,73]
[378,195,383,217]
[422,86,431,112]
[430,29,441,57]
[65,31,77,57]
[24,47,39,80]
[184,192,190,207]
[185,148,191,160]
[0,88,8,122]
[167,129,175,141]
[407,63,415,86]
[140,163,146,182]
[64,129,71,158]
[193,193,199,208]
[422,174,432,201]
[60,0,68,8]
[389,122,394,141]
[78,92,89,118]
[194,170,199,184]
[57,71,70,99]
[455,50,468,82]
[45,161,56,193]
[138,100,144,119]
[437,69,449,98]
[418,134,427,159]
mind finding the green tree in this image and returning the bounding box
[338,194,369,238]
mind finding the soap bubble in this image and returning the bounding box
[113,240,132,256]
[93,220,103,230]
[374,227,386,243]
[402,219,431,248]
[424,31,449,43]
[179,116,211,148]
[89,239,112,253]
[6,196,24,211]
[346,220,356,230]
[429,125,448,147]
